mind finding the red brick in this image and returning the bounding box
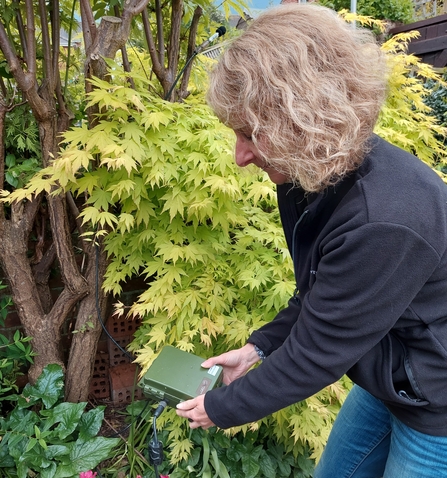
[106,316,142,338]
[108,336,133,367]
[90,376,110,399]
[109,363,143,404]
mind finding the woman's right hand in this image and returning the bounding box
[201,343,261,385]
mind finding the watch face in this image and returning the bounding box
[254,345,266,361]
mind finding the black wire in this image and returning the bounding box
[93,242,151,443]
[149,401,168,478]
[152,414,160,478]
[109,398,152,438]
[164,52,198,101]
[95,242,135,361]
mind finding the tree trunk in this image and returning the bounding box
[0,208,66,382]
[65,241,109,403]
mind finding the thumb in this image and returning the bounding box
[176,398,196,410]
[201,357,219,368]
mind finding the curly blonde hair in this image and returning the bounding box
[207,4,388,192]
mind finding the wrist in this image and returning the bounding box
[253,345,266,362]
[243,343,263,366]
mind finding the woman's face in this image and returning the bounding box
[234,131,289,185]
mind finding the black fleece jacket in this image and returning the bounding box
[204,135,447,435]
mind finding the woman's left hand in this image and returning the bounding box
[176,394,215,429]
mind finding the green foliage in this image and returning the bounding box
[375,31,447,172]
[424,74,447,127]
[0,329,34,405]
[168,425,314,478]
[0,280,13,322]
[6,62,335,460]
[102,401,315,478]
[3,105,41,188]
[317,0,414,23]
[422,73,447,170]
[0,281,34,409]
[0,364,120,478]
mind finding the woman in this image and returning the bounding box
[176,4,447,477]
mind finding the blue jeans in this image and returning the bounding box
[313,385,447,478]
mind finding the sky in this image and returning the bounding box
[246,0,281,10]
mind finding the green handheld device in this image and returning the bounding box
[138,345,224,407]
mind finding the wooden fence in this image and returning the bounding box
[390,14,447,68]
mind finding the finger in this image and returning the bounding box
[201,355,225,368]
[176,398,196,411]
[176,407,192,422]
[176,406,197,424]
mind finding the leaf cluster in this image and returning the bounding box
[0,330,34,405]
[0,281,35,410]
[168,425,314,478]
[422,72,447,169]
[105,401,315,478]
[3,105,41,189]
[317,0,414,23]
[424,74,447,126]
[7,65,293,364]
[0,364,120,478]
[376,31,447,172]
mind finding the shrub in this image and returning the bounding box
[0,364,119,477]
[317,0,414,23]
[0,281,35,412]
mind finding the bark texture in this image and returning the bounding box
[0,0,147,400]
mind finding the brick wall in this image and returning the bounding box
[0,274,148,405]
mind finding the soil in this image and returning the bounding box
[90,397,132,439]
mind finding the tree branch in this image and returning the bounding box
[167,0,183,86]
[87,16,123,83]
[112,5,135,89]
[142,8,165,82]
[79,0,97,52]
[0,22,31,91]
[122,45,136,89]
[32,242,56,314]
[155,0,165,66]
[47,193,88,293]
[0,5,51,121]
[120,0,150,53]
[122,0,150,18]
[38,0,53,88]
[0,78,6,98]
[51,0,61,91]
[179,6,202,99]
[66,191,88,253]
[13,0,28,63]
[24,0,36,77]
[0,101,7,219]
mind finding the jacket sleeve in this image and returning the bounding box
[204,222,441,429]
[247,296,301,355]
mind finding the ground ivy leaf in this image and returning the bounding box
[21,364,64,409]
[54,437,120,477]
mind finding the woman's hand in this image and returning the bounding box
[176,394,214,429]
[176,344,261,428]
[201,343,260,385]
